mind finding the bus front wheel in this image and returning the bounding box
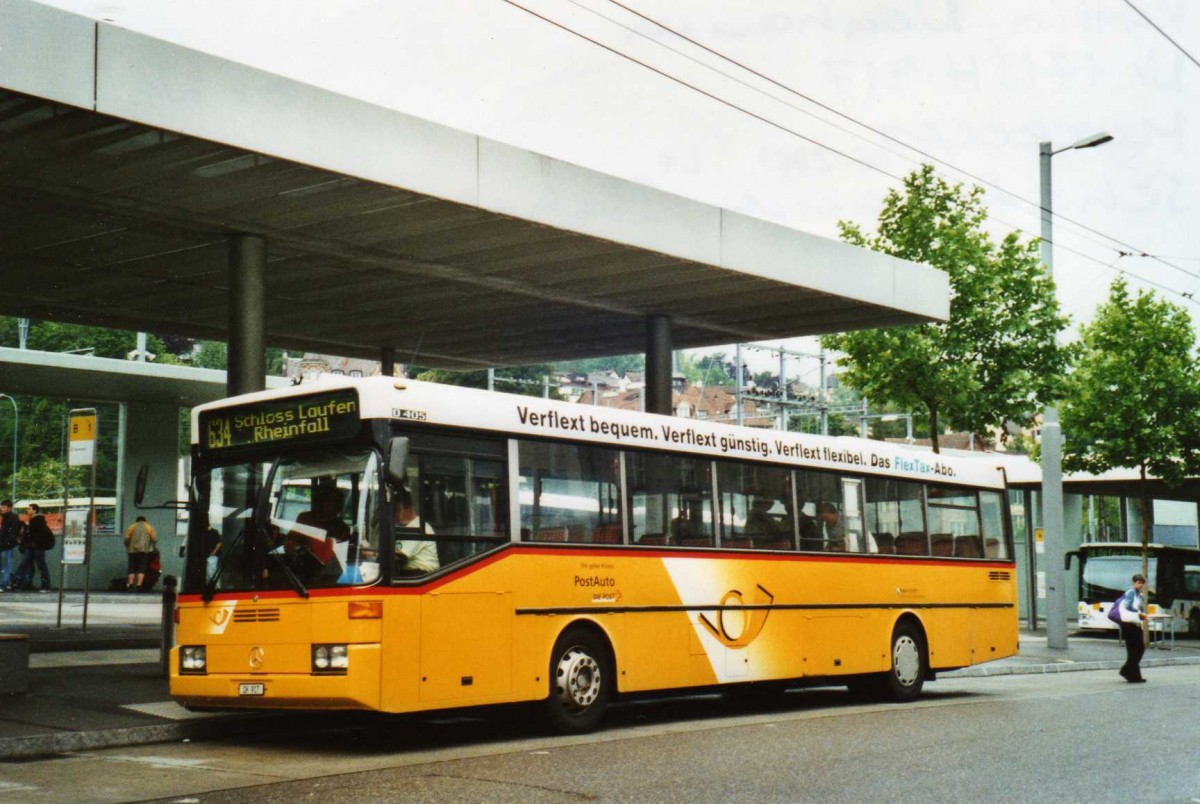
[881,621,927,702]
[544,626,612,734]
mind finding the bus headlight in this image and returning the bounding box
[180,645,207,674]
[312,644,349,673]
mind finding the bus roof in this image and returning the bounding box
[193,376,1008,489]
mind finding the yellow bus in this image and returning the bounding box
[172,377,1017,732]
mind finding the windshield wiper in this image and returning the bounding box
[202,526,243,604]
[256,523,309,599]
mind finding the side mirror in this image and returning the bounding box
[387,437,410,486]
[135,463,149,506]
[1064,549,1080,572]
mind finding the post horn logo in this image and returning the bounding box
[209,609,230,626]
[698,584,774,648]
[248,646,265,669]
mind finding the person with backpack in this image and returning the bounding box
[123,515,157,592]
[8,503,53,592]
[0,499,21,590]
[1114,573,1149,683]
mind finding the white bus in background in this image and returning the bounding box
[1069,542,1200,637]
[15,497,117,537]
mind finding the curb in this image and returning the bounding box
[0,713,287,760]
[29,637,160,653]
[942,655,1200,678]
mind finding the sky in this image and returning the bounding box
[40,0,1200,380]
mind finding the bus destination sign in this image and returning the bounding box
[199,389,360,456]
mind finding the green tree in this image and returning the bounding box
[555,354,644,376]
[1061,279,1200,576]
[412,364,564,399]
[0,317,171,361]
[686,351,737,386]
[821,165,1069,452]
[188,340,285,374]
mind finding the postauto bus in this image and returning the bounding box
[171,377,1018,732]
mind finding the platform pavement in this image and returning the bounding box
[1,592,1198,760]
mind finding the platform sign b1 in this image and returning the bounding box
[68,411,97,467]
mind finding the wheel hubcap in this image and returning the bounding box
[893,635,920,687]
[554,647,601,710]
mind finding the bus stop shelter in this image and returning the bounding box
[0,0,949,414]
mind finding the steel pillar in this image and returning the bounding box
[644,315,673,416]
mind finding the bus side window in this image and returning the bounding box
[518,440,623,544]
[980,491,1008,559]
[865,478,926,555]
[412,451,508,565]
[628,452,712,548]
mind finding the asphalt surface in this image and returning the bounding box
[1,591,1197,761]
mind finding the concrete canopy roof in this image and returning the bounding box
[0,1,948,371]
[0,346,290,408]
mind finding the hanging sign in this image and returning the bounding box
[68,412,97,466]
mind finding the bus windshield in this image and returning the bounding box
[1081,554,1157,604]
[190,448,383,595]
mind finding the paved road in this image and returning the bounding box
[5,665,1198,803]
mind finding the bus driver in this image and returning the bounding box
[393,487,439,576]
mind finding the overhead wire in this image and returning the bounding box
[1123,0,1200,71]
[498,0,902,183]
[498,0,1199,304]
[598,0,1200,289]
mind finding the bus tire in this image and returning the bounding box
[880,620,927,702]
[544,626,612,734]
[1189,609,1200,640]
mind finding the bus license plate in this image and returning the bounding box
[238,683,265,696]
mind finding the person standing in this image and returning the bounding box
[123,515,157,592]
[1117,573,1149,683]
[0,500,21,591]
[10,503,53,592]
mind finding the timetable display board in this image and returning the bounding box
[198,389,361,457]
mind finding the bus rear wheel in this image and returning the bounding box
[880,621,927,702]
[544,626,612,734]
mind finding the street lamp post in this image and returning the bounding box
[1039,132,1113,650]
[0,394,17,500]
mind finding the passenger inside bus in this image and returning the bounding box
[797,500,822,551]
[817,502,845,551]
[291,488,349,559]
[393,486,439,576]
[744,496,786,540]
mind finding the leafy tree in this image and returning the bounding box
[188,340,285,374]
[821,165,1069,452]
[0,317,169,361]
[412,364,564,400]
[687,351,737,386]
[1061,279,1200,576]
[555,354,644,376]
